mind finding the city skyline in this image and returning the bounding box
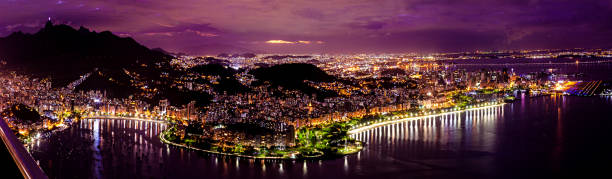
[2,0,612,54]
[2,1,612,178]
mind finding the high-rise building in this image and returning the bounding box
[159,99,169,116]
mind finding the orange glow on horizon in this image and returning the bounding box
[266,40,295,44]
[265,40,322,44]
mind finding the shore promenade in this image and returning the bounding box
[348,102,506,134]
[83,115,168,124]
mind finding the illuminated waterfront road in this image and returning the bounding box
[28,96,612,179]
[350,104,504,154]
[348,103,505,135]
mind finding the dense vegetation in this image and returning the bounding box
[0,104,42,125]
[295,122,360,157]
[162,115,362,159]
[449,92,474,108]
[75,70,139,99]
[188,63,250,95]
[250,63,337,99]
[251,63,334,84]
[152,87,212,109]
[162,123,300,158]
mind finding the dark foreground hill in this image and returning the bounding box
[1,104,42,125]
[74,69,139,99]
[0,21,172,87]
[250,63,334,85]
[250,63,337,99]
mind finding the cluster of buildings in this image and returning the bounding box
[0,71,196,123]
[4,48,609,147]
[191,53,529,128]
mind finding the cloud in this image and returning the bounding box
[265,40,295,44]
[141,23,219,34]
[185,29,218,37]
[2,0,612,53]
[137,23,220,38]
[118,33,132,37]
[5,24,23,31]
[265,40,321,44]
[349,21,386,30]
[294,8,326,21]
[143,32,174,36]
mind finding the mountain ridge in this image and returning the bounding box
[0,21,172,87]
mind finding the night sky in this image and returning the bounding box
[1,0,612,54]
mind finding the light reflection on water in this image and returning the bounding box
[93,120,101,178]
[351,105,503,154]
[28,96,612,179]
[28,105,502,179]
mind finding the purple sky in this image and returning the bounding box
[1,0,612,54]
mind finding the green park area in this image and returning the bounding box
[161,120,363,159]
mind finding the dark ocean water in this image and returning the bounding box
[28,95,612,179]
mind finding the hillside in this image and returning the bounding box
[0,21,172,87]
[188,63,250,94]
[1,104,42,125]
[250,63,334,85]
[250,63,336,98]
[74,70,139,99]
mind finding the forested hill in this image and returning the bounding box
[0,21,172,87]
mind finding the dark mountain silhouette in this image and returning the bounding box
[306,59,321,64]
[152,47,187,57]
[74,69,140,99]
[0,21,172,87]
[188,63,250,95]
[249,63,337,99]
[1,104,42,125]
[151,87,212,109]
[151,48,172,56]
[250,63,334,84]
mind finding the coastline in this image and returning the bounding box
[348,102,506,134]
[83,115,168,124]
[67,102,506,160]
[158,129,301,160]
[157,102,505,160]
[23,102,507,161]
